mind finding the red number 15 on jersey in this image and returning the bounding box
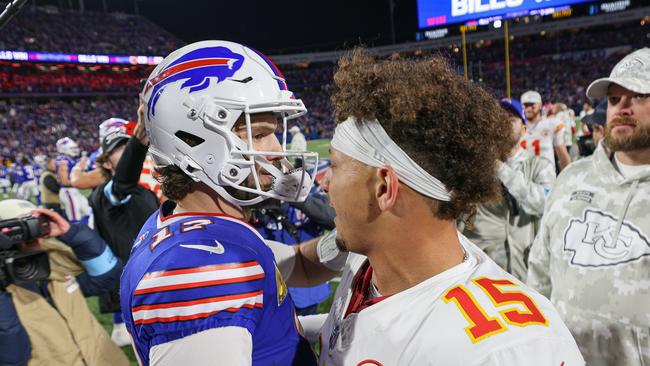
[443,277,548,343]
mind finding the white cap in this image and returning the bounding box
[586,47,650,99]
[289,126,301,133]
[520,90,542,105]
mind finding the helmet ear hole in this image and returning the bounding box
[174,131,205,147]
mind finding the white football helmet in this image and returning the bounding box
[142,40,318,206]
[56,137,80,157]
[33,154,47,167]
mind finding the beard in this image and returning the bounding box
[604,117,650,152]
[226,159,283,202]
[335,237,348,252]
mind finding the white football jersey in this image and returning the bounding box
[522,117,565,165]
[318,233,584,366]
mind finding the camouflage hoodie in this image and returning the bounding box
[527,142,650,365]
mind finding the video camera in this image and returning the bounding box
[0,215,51,288]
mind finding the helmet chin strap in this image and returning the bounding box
[255,157,312,202]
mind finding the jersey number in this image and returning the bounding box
[520,139,541,156]
[443,277,548,343]
[149,219,214,250]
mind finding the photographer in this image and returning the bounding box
[463,99,556,281]
[0,199,129,366]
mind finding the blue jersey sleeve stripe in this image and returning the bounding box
[133,290,263,326]
[134,261,264,295]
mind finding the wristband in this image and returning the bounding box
[316,229,348,271]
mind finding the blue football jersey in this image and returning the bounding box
[87,149,100,172]
[33,165,43,180]
[120,202,316,366]
[23,165,36,181]
[0,166,7,179]
[12,165,26,184]
[55,155,77,183]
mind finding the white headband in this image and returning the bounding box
[331,118,452,202]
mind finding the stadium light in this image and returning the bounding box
[494,20,502,28]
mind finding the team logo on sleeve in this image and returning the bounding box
[275,264,288,305]
[563,209,650,267]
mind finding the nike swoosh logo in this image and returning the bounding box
[180,240,225,255]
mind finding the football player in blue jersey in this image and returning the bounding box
[120,40,320,366]
[0,162,10,199]
[55,137,92,222]
[10,160,26,199]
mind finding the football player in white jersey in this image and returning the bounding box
[273,51,584,366]
[520,91,572,171]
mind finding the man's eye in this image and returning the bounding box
[254,134,265,140]
[608,96,621,105]
[634,94,650,101]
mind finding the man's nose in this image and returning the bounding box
[263,135,284,162]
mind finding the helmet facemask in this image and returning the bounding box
[150,95,318,207]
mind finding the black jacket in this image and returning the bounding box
[90,137,159,312]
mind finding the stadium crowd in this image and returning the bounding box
[0,5,649,365]
[2,7,182,55]
[0,97,136,159]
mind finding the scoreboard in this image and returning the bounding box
[416,0,641,40]
[418,0,592,28]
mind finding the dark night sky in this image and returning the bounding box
[48,0,419,54]
[139,0,418,54]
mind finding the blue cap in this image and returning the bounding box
[581,100,607,127]
[499,98,526,124]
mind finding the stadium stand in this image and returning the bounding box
[0,97,136,160]
[1,7,183,55]
[0,11,646,160]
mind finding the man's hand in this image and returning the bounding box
[134,97,148,146]
[75,156,89,171]
[30,208,70,237]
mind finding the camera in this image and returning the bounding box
[0,216,51,289]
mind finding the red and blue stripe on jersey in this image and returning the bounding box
[120,202,315,365]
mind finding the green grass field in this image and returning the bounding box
[308,138,331,158]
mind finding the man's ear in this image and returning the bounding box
[376,165,399,211]
[101,161,112,171]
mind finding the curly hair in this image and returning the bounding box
[155,165,194,201]
[331,49,512,220]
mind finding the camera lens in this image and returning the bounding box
[12,255,41,280]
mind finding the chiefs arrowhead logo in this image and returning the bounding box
[563,209,650,267]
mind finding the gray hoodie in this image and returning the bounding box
[527,142,650,365]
